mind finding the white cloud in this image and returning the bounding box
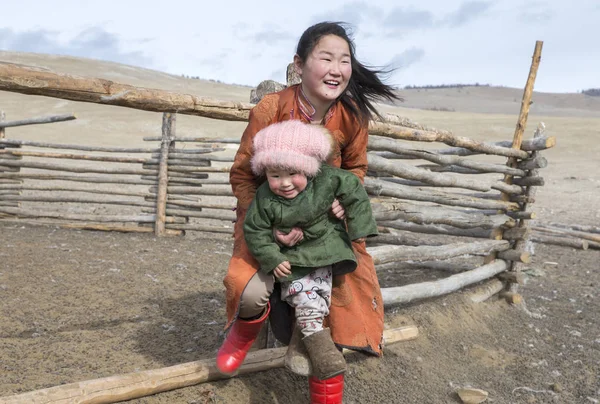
[0,0,598,92]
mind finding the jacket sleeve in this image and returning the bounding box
[340,118,369,182]
[243,195,288,273]
[333,170,378,240]
[230,95,279,209]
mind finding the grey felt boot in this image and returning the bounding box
[302,328,347,380]
[284,325,312,376]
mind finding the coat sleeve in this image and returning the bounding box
[340,118,369,182]
[243,194,288,273]
[333,170,378,240]
[230,95,279,209]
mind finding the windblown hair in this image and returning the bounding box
[296,21,403,124]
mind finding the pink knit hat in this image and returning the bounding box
[251,120,332,177]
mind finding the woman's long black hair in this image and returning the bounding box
[296,21,402,124]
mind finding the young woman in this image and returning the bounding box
[217,21,401,403]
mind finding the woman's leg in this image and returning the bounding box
[217,270,274,375]
[238,270,274,319]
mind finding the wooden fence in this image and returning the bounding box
[0,43,557,309]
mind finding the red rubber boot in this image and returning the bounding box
[216,304,270,375]
[308,374,344,404]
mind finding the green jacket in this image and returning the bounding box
[244,165,378,281]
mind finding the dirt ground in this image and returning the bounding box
[1,52,599,403]
[0,223,598,404]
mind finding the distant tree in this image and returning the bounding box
[582,88,600,96]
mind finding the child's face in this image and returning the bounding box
[265,168,308,199]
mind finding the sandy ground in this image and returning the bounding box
[0,53,599,403]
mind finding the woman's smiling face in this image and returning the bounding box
[295,34,352,111]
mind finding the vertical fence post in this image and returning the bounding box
[483,41,543,302]
[154,112,176,236]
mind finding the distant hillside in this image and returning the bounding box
[0,51,598,118]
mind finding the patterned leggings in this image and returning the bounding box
[280,266,332,337]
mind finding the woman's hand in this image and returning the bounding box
[274,227,304,247]
[273,261,292,279]
[331,199,346,220]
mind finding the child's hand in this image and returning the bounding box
[353,237,366,244]
[273,261,292,279]
[274,227,304,247]
[331,199,346,220]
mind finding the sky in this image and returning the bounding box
[1,0,599,93]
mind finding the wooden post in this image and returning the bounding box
[484,41,543,289]
[154,113,175,236]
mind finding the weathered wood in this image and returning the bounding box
[502,227,530,241]
[0,139,220,154]
[375,136,556,159]
[0,184,152,198]
[0,113,76,128]
[496,271,527,284]
[165,223,233,233]
[0,324,418,404]
[149,185,234,196]
[368,121,529,159]
[542,221,600,235]
[381,259,509,305]
[379,220,490,238]
[0,111,4,139]
[1,195,154,208]
[530,233,589,250]
[368,136,526,176]
[0,149,148,163]
[509,194,535,204]
[371,201,512,229]
[0,159,157,175]
[490,181,523,195]
[516,156,548,170]
[0,201,20,207]
[141,207,236,221]
[365,178,519,211]
[376,260,476,273]
[0,207,185,223]
[366,232,442,247]
[150,153,235,162]
[155,113,175,236]
[0,62,254,122]
[140,175,213,184]
[0,172,155,185]
[499,291,523,305]
[497,249,531,264]
[144,136,241,144]
[505,211,536,220]
[531,225,600,243]
[142,163,231,173]
[368,240,509,264]
[145,159,213,167]
[368,153,491,191]
[513,176,545,187]
[468,278,506,303]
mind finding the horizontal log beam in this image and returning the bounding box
[165,223,233,233]
[0,139,219,154]
[0,207,185,223]
[368,240,509,264]
[0,325,417,404]
[368,136,527,176]
[364,178,519,211]
[368,121,529,159]
[0,113,76,128]
[381,259,509,305]
[0,172,155,185]
[0,62,254,122]
[144,136,241,144]
[530,233,589,250]
[371,201,512,230]
[140,207,236,221]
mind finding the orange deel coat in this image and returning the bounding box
[224,85,385,355]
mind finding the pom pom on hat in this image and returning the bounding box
[251,120,332,177]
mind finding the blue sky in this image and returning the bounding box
[1,0,598,93]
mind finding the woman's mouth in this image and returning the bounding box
[324,80,339,88]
